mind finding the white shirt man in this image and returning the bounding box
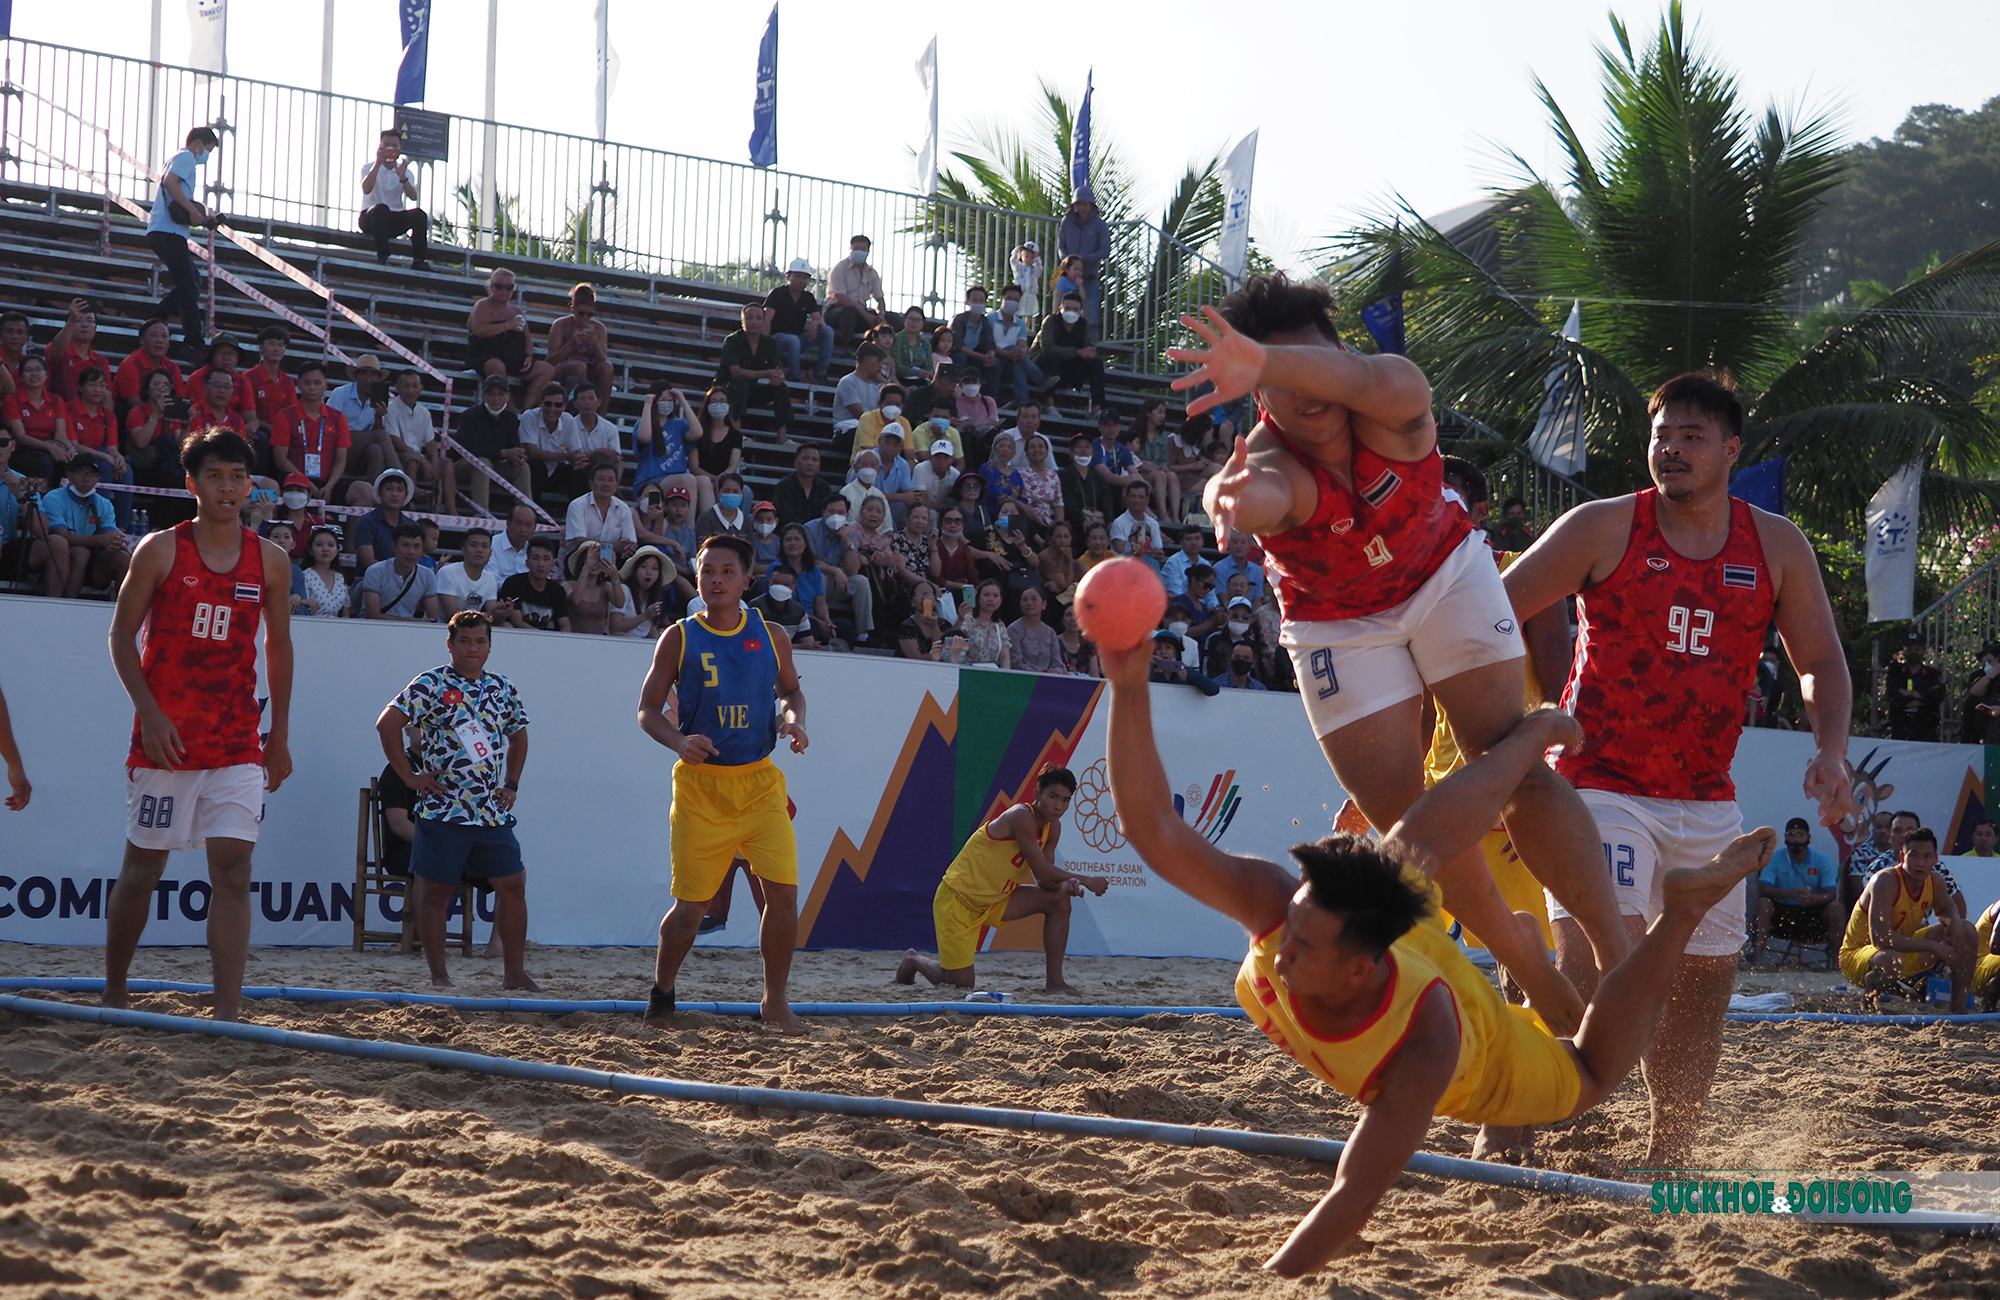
[564,490,637,550]
[1109,501,1165,557]
[833,351,885,433]
[435,529,499,616]
[488,506,538,582]
[518,403,585,457]
[570,390,622,458]
[913,447,961,511]
[383,385,436,461]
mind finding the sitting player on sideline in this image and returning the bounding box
[1839,826,1979,1013]
[1098,636,1775,1279]
[1974,898,1999,1013]
[895,767,1109,994]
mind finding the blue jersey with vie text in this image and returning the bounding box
[676,607,779,766]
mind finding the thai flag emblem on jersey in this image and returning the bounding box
[1360,469,1402,509]
[1723,564,1758,589]
[233,582,262,602]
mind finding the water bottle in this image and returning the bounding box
[1926,972,1950,1004]
[135,508,149,536]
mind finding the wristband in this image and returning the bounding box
[503,780,519,791]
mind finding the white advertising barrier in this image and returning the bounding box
[1,595,1989,956]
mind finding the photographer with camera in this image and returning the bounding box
[146,127,219,356]
[361,129,431,270]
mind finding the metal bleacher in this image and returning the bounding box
[0,178,1180,523]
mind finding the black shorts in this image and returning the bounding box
[467,332,531,376]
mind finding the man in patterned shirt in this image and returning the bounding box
[375,610,538,990]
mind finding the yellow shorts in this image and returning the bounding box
[1472,1003,1585,1127]
[1972,953,1999,999]
[934,882,1010,971]
[1840,924,1946,987]
[1436,827,1555,951]
[669,758,797,902]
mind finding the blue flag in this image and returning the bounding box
[1,0,13,37]
[1361,295,1404,355]
[1729,456,1787,515]
[1070,69,1092,191]
[749,3,779,169]
[395,0,432,106]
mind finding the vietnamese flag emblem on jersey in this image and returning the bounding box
[442,689,464,706]
[745,640,763,652]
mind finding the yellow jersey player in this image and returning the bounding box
[894,768,1109,994]
[1972,899,1998,1013]
[1838,826,1978,1012]
[638,535,810,1035]
[1099,636,1774,1279]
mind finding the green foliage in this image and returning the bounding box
[443,181,611,268]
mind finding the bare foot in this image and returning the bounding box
[429,971,455,988]
[1660,828,1776,919]
[503,972,541,992]
[761,998,807,1037]
[894,950,920,985]
[1471,1124,1534,1162]
[1044,980,1081,995]
[101,985,130,1011]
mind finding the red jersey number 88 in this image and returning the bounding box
[190,602,233,641]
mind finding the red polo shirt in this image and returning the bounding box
[187,366,258,425]
[49,344,112,403]
[188,395,247,436]
[246,364,299,428]
[285,404,351,479]
[2,390,65,441]
[114,351,185,404]
[67,399,118,450]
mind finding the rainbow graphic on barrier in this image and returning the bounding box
[1177,770,1244,845]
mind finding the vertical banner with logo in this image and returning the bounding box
[1217,130,1257,289]
[394,0,430,105]
[187,0,227,77]
[913,36,938,195]
[748,3,778,168]
[1527,300,1587,478]
[1866,463,1922,622]
[1070,68,1093,192]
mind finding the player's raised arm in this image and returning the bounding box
[107,531,183,770]
[637,622,710,762]
[1757,511,1857,827]
[259,536,294,792]
[769,623,809,752]
[1100,640,1296,934]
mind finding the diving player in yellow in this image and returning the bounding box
[1838,825,1978,1013]
[894,767,1110,993]
[1098,635,1776,1279]
[638,535,810,1035]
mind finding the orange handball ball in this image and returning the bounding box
[1075,557,1168,651]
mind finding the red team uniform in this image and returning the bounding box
[1258,430,1522,736]
[1544,489,1776,955]
[126,523,268,852]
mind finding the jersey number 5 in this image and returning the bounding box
[700,652,719,687]
[190,602,232,641]
[1666,605,1713,657]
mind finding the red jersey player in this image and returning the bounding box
[1504,372,1855,1166]
[1168,276,1627,1033]
[106,426,294,1022]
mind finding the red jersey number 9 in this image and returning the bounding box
[191,601,233,641]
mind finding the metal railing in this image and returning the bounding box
[0,36,1223,375]
[1439,411,1600,529]
[1904,552,2000,744]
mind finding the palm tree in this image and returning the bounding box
[1327,2,2000,538]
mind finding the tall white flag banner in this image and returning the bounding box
[1217,130,1257,287]
[1527,300,1587,478]
[593,0,621,141]
[1865,462,1923,622]
[187,0,227,76]
[914,37,939,196]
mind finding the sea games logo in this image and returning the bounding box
[1069,760,1246,853]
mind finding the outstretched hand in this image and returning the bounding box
[1167,307,1266,416]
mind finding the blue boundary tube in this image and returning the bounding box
[2,990,1993,1234]
[1,978,1995,1026]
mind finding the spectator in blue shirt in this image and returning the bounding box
[1160,523,1209,596]
[1750,817,1844,967]
[146,126,217,352]
[1057,185,1112,331]
[263,519,310,611]
[0,430,31,548]
[1090,409,1144,499]
[39,454,129,598]
[1211,530,1266,599]
[1218,644,1269,691]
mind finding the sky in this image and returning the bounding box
[10,0,1999,272]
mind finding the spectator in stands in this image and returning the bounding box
[359,128,431,269]
[1056,432,1102,535]
[864,321,898,360]
[914,441,961,512]
[955,369,1001,443]
[300,526,348,617]
[929,506,984,592]
[452,374,532,514]
[1088,408,1143,495]
[1058,187,1112,329]
[1012,424,1062,528]
[495,536,571,631]
[772,525,838,639]
[891,307,932,383]
[635,384,704,507]
[1960,640,2000,744]
[466,268,556,403]
[519,387,586,500]
[716,304,794,450]
[1749,817,1843,967]
[0,431,36,578]
[1488,496,1537,552]
[0,311,24,396]
[620,546,677,638]
[565,453,638,564]
[638,483,698,574]
[1211,529,1266,598]
[804,494,872,643]
[890,502,936,589]
[1109,481,1164,561]
[756,560,826,649]
[1007,586,1061,673]
[327,353,386,443]
[954,578,1011,667]
[113,319,184,411]
[245,326,297,451]
[1010,241,1044,319]
[360,522,441,620]
[353,468,416,568]
[47,299,111,404]
[1885,630,1947,742]
[187,364,246,443]
[749,500,783,571]
[269,474,324,560]
[840,447,890,520]
[570,385,621,459]
[488,504,538,581]
[381,369,439,492]
[1150,630,1220,696]
[124,369,187,510]
[855,384,911,456]
[276,360,375,508]
[950,471,994,537]
[1203,594,1265,676]
[905,368,961,455]
[1965,819,1998,857]
[990,284,1043,406]
[773,444,836,527]
[951,286,999,390]
[186,336,254,428]
[436,527,499,617]
[691,385,743,498]
[1033,291,1106,408]
[696,471,753,543]
[545,283,614,406]
[825,235,885,344]
[1078,520,1116,576]
[1218,642,1269,692]
[36,454,128,598]
[564,540,632,635]
[833,344,887,439]
[1170,411,1222,504]
[1056,601,1097,676]
[929,326,961,381]
[1161,523,1207,596]
[1038,520,1080,599]
[65,366,125,486]
[4,355,74,487]
[896,579,962,662]
[1133,397,1181,521]
[145,126,218,353]
[765,259,834,385]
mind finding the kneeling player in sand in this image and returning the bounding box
[1099,639,1775,1278]
[895,767,1109,993]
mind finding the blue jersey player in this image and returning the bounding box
[638,534,811,1035]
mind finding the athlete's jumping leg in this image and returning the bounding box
[1430,656,1632,974]
[1566,831,1775,1116]
[1634,953,1735,1166]
[103,844,171,1010]
[203,838,254,1021]
[647,896,709,1026]
[756,881,805,1036]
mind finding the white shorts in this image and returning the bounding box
[1282,530,1525,737]
[1546,789,1747,959]
[126,765,265,853]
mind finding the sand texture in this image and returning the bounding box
[2,942,1997,1298]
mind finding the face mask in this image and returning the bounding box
[943,524,963,537]
[850,249,869,265]
[880,404,902,420]
[1232,661,1254,675]
[826,514,848,530]
[1228,620,1251,637]
[966,301,984,312]
[74,484,97,499]
[932,417,950,431]
[963,384,981,397]
[754,521,776,537]
[282,490,309,509]
[1168,621,1189,639]
[1072,452,1091,466]
[707,402,731,419]
[719,492,743,511]
[857,467,878,486]
[766,583,794,603]
[1001,299,1018,315]
[1061,310,1080,325]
